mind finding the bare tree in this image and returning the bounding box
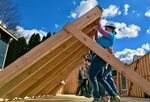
[0,0,21,31]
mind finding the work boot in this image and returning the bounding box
[110,95,121,102]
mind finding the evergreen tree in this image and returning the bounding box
[42,32,51,42]
[5,37,27,67]
[28,33,41,51]
[15,37,27,59]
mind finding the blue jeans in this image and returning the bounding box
[99,65,119,96]
[105,65,119,95]
[88,55,117,98]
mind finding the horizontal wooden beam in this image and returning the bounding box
[64,23,150,96]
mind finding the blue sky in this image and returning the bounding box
[14,0,150,64]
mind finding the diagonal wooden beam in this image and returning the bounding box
[64,23,150,96]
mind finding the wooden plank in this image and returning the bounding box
[43,61,84,95]
[34,48,88,96]
[136,61,140,97]
[128,63,135,96]
[143,57,146,79]
[2,16,98,98]
[0,31,70,83]
[0,6,101,99]
[147,53,150,81]
[47,63,84,96]
[73,6,102,30]
[148,53,150,81]
[2,37,78,98]
[18,45,87,97]
[17,26,96,97]
[0,33,72,97]
[64,23,150,96]
[5,40,84,98]
[144,55,149,81]
[0,30,69,82]
[138,58,144,97]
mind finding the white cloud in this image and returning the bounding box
[70,12,78,19]
[99,19,141,39]
[102,5,121,18]
[145,9,150,17]
[147,28,150,34]
[115,43,150,64]
[54,24,59,28]
[124,4,130,15]
[142,43,150,51]
[69,0,98,19]
[15,26,47,42]
[115,23,141,39]
[0,20,6,28]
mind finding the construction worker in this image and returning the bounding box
[88,19,121,102]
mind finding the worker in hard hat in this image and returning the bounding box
[88,19,121,102]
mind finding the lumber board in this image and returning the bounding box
[148,54,150,81]
[41,60,84,96]
[142,57,146,78]
[0,30,70,84]
[32,46,86,96]
[73,6,102,30]
[138,58,144,97]
[18,45,87,97]
[14,24,95,97]
[144,56,149,80]
[5,41,85,98]
[31,47,88,96]
[17,25,96,97]
[47,63,84,96]
[0,30,70,81]
[0,32,73,97]
[3,37,78,98]
[64,23,150,96]
[0,6,103,99]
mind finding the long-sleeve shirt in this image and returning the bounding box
[96,23,115,48]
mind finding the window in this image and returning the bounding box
[0,34,9,69]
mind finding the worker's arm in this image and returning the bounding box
[97,23,109,38]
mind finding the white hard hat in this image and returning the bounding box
[104,21,116,29]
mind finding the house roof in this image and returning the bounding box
[0,25,18,41]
